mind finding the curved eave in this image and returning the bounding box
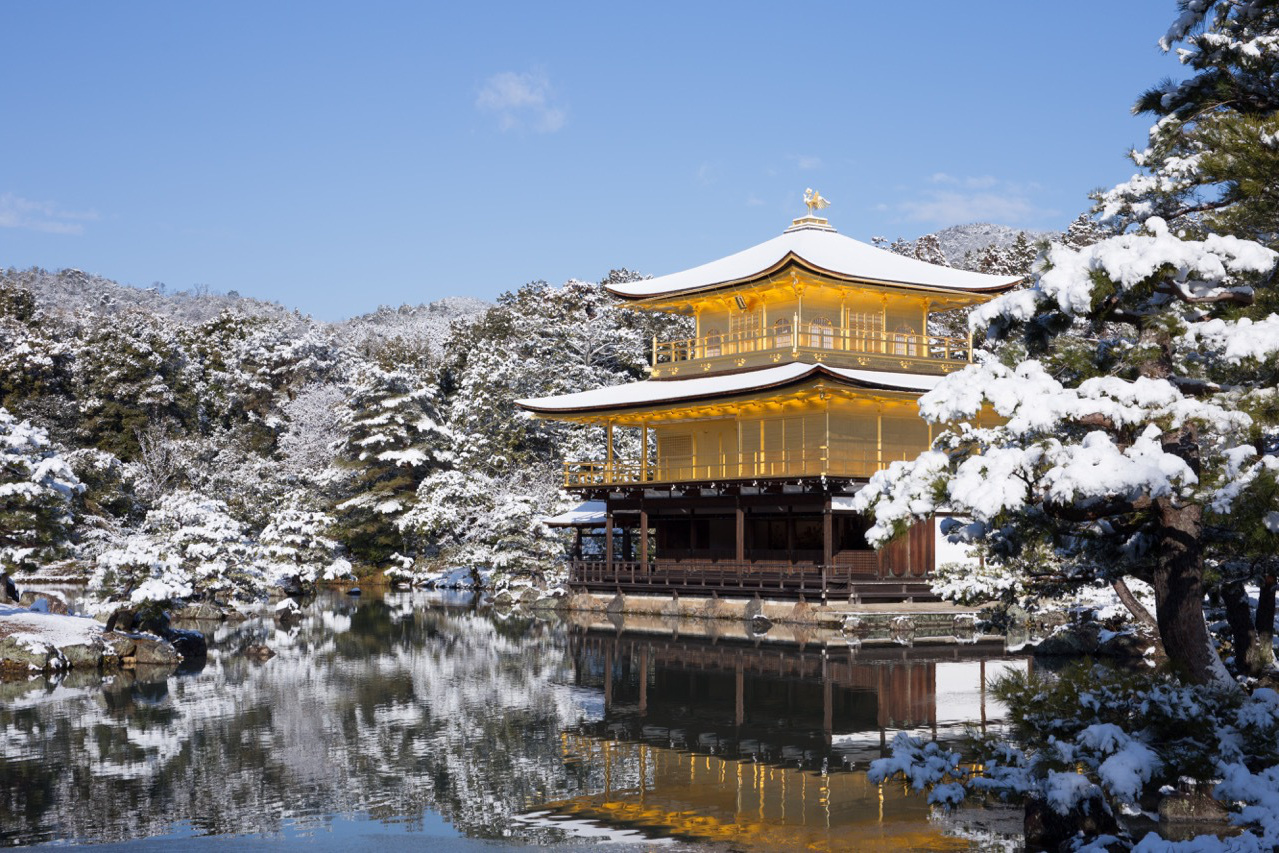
[606,253,1023,305]
[515,363,938,418]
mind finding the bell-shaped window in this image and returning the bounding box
[808,316,835,349]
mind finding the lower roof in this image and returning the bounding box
[515,362,942,416]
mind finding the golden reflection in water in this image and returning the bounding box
[542,733,971,851]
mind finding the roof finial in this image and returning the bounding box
[803,188,830,215]
[786,189,836,233]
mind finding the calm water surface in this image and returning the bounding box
[0,590,1026,850]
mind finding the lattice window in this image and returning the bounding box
[703,327,723,358]
[847,311,884,352]
[729,310,761,353]
[657,433,693,480]
[891,325,918,357]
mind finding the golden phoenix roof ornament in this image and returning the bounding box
[803,188,830,215]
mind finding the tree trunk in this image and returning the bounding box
[1112,577,1158,631]
[1222,581,1267,677]
[1152,497,1230,686]
[1257,576,1277,671]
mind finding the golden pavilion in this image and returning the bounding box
[517,193,1019,602]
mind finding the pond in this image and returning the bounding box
[0,590,1028,850]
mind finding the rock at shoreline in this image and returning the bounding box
[1,604,189,673]
[170,602,229,622]
[163,628,208,660]
[18,591,70,615]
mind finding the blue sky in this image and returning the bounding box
[2,2,1179,320]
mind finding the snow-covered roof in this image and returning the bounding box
[516,363,942,415]
[543,501,608,527]
[606,224,1022,300]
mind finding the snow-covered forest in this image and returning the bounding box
[0,215,1080,614]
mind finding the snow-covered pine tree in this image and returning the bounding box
[0,408,83,581]
[331,365,451,564]
[259,492,351,592]
[1097,0,1279,245]
[855,220,1277,684]
[858,0,1279,686]
[401,468,565,584]
[91,490,261,608]
[912,233,949,267]
[1061,213,1109,250]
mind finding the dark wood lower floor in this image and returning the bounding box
[564,483,941,603]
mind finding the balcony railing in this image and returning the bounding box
[652,325,971,368]
[562,446,928,487]
[568,559,936,601]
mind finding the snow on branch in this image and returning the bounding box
[970,219,1276,329]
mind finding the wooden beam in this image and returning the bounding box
[735,501,745,563]
[605,421,614,482]
[823,497,833,567]
[640,507,649,566]
[605,508,614,572]
[641,423,649,483]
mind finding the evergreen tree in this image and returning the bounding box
[331,365,451,564]
[855,218,1278,685]
[912,233,949,267]
[259,492,351,591]
[0,407,83,578]
[1096,0,1279,245]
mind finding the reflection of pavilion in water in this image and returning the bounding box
[530,632,1028,850]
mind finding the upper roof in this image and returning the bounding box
[606,221,1022,301]
[515,362,942,415]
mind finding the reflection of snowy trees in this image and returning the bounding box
[0,595,602,845]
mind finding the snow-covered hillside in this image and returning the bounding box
[924,223,1051,262]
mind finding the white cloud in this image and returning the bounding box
[0,193,97,235]
[929,173,998,189]
[790,154,823,170]
[894,176,1053,226]
[476,68,565,133]
[745,194,766,207]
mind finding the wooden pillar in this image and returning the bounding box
[822,498,833,567]
[876,409,883,469]
[735,501,745,563]
[605,508,615,572]
[573,527,583,560]
[640,507,649,566]
[622,526,632,562]
[606,421,614,482]
[641,423,649,483]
